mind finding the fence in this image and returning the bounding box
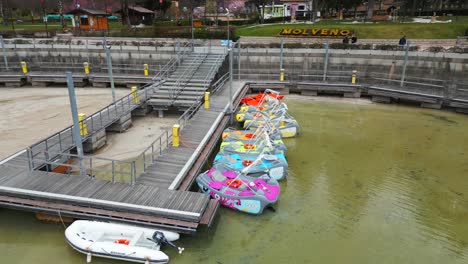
[28,81,164,171]
[234,43,468,100]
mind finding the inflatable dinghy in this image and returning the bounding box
[65,220,184,264]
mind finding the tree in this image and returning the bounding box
[246,0,268,24]
[141,0,171,19]
[367,0,375,19]
[0,0,4,24]
[120,0,131,26]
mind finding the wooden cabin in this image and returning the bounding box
[67,7,109,30]
[116,5,154,25]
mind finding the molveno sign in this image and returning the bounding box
[280,28,351,38]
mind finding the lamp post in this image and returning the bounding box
[226,8,230,46]
[228,47,233,124]
[309,0,313,23]
[40,0,49,38]
[191,7,194,51]
[103,37,116,102]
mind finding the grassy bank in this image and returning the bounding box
[237,19,468,39]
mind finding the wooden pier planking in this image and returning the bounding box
[0,74,247,232]
[136,81,247,190]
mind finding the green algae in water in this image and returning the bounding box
[2,98,468,264]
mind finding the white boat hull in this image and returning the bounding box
[65,220,180,264]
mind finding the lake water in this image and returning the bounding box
[2,97,468,264]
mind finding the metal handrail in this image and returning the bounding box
[211,72,229,94]
[201,54,226,90]
[26,81,164,170]
[23,149,137,185]
[170,52,207,100]
[153,42,192,80]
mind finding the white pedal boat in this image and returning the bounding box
[65,220,184,264]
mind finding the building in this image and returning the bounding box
[67,7,109,30]
[116,5,155,25]
[280,0,310,18]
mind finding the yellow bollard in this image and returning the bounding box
[351,70,357,84]
[78,113,88,136]
[280,68,284,82]
[131,86,140,104]
[21,61,28,74]
[172,124,180,147]
[204,92,210,109]
[143,64,149,76]
[83,62,90,75]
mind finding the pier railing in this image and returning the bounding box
[35,151,136,184]
[153,41,193,81]
[27,81,164,170]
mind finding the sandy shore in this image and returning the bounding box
[90,113,178,161]
[0,87,153,160]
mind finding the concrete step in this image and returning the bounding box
[158,86,208,91]
[147,98,172,106]
[173,99,198,107]
[153,94,201,101]
[150,87,207,96]
[161,83,207,88]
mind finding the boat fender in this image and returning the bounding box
[114,239,130,245]
[227,179,242,188]
[86,252,92,263]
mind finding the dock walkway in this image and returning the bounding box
[0,78,248,233]
[138,81,247,190]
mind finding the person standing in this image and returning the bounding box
[351,34,357,44]
[399,35,407,46]
[343,35,350,44]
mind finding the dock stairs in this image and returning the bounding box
[148,52,226,111]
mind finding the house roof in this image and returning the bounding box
[115,5,154,14]
[67,7,108,16]
[128,5,154,14]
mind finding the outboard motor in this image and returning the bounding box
[150,231,185,254]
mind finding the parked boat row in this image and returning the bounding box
[196,89,299,215]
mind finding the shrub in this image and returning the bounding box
[425,46,445,53]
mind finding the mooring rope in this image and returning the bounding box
[57,209,67,229]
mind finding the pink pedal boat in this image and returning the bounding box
[196,164,280,215]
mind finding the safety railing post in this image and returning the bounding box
[323,39,330,82]
[0,35,8,70]
[238,40,241,80]
[132,160,136,186]
[111,160,115,183]
[400,41,410,88]
[89,158,93,179]
[44,151,50,173]
[27,148,33,172]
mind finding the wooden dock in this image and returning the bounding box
[0,76,248,233]
[138,81,247,189]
